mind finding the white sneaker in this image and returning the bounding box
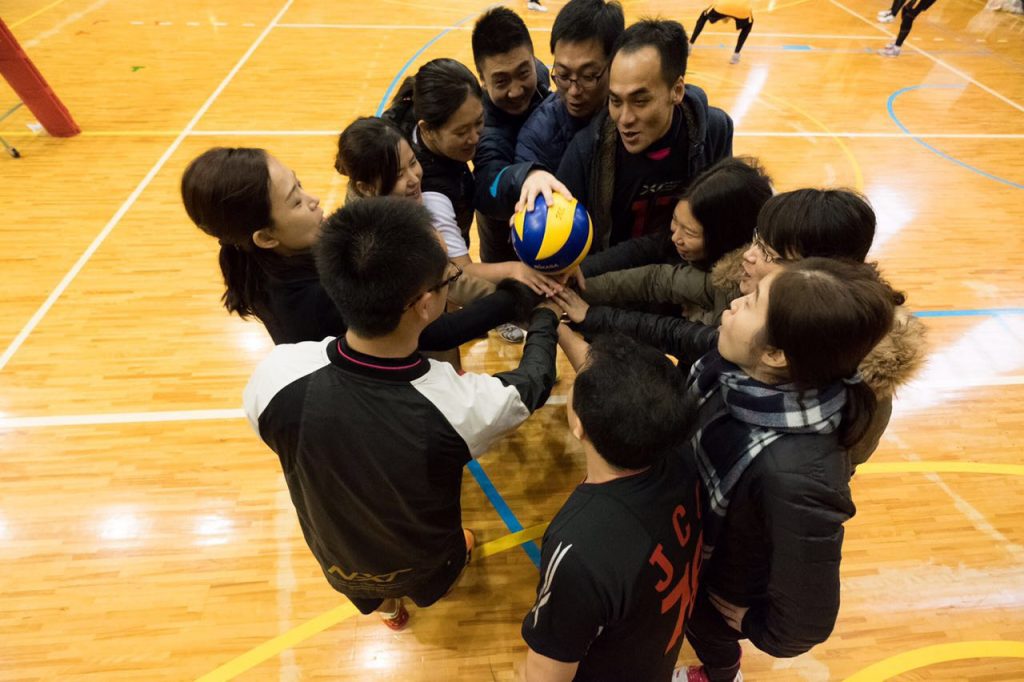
[878,11,895,21]
[496,322,526,343]
[527,0,548,11]
[878,43,901,56]
[729,52,741,64]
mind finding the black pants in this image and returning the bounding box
[346,541,469,615]
[690,9,754,54]
[476,211,519,263]
[894,0,937,46]
[685,588,744,682]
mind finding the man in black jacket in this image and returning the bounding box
[471,7,571,265]
[243,198,559,630]
[557,19,733,255]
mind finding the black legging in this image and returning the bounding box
[894,0,937,46]
[690,8,754,54]
[685,587,744,682]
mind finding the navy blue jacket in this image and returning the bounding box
[473,59,551,227]
[557,84,733,252]
[515,92,591,173]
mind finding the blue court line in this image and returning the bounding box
[887,85,1024,190]
[467,459,542,567]
[374,13,477,117]
[371,9,543,568]
[917,308,1024,318]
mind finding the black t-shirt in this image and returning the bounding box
[522,450,703,682]
[610,108,690,246]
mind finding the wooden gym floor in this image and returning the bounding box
[1,0,1023,679]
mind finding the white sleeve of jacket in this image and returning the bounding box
[242,339,332,434]
[412,360,531,457]
[422,191,470,258]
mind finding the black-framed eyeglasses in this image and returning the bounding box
[751,229,789,264]
[551,66,607,91]
[405,262,463,310]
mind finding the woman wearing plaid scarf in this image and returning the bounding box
[553,258,903,682]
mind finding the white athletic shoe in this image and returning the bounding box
[496,322,526,344]
[729,52,741,64]
[877,11,895,21]
[527,1,549,11]
[878,43,901,56]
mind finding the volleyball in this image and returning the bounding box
[512,194,593,274]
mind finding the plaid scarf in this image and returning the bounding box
[689,350,847,560]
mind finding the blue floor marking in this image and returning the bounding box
[374,14,477,117]
[371,12,543,568]
[887,85,1024,190]
[467,460,542,567]
[917,308,1024,318]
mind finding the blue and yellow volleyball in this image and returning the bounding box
[512,194,593,274]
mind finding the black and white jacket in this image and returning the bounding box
[243,309,559,599]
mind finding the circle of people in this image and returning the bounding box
[180,2,927,681]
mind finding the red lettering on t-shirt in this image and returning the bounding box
[648,500,704,654]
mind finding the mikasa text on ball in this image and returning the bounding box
[512,194,594,274]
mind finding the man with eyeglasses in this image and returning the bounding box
[244,198,560,631]
[516,0,625,176]
[555,20,733,260]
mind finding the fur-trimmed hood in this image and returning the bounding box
[859,306,928,398]
[710,246,747,292]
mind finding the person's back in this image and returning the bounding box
[521,336,701,682]
[244,198,559,628]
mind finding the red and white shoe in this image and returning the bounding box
[379,599,409,631]
[673,666,743,682]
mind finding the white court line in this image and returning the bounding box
[830,0,1024,114]
[276,23,892,40]
[185,129,1024,139]
[0,0,295,374]
[2,378,1021,429]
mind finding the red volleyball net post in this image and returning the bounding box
[0,16,80,156]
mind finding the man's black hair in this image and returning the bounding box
[573,334,692,470]
[610,18,689,87]
[472,7,534,71]
[550,0,625,58]
[315,197,447,337]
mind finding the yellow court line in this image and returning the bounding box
[192,460,1024,680]
[195,522,550,681]
[858,461,1024,477]
[10,0,70,29]
[843,641,1024,681]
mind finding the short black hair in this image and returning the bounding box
[611,19,688,87]
[572,334,691,470]
[550,0,625,58]
[758,189,876,262]
[315,197,447,337]
[471,6,534,71]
